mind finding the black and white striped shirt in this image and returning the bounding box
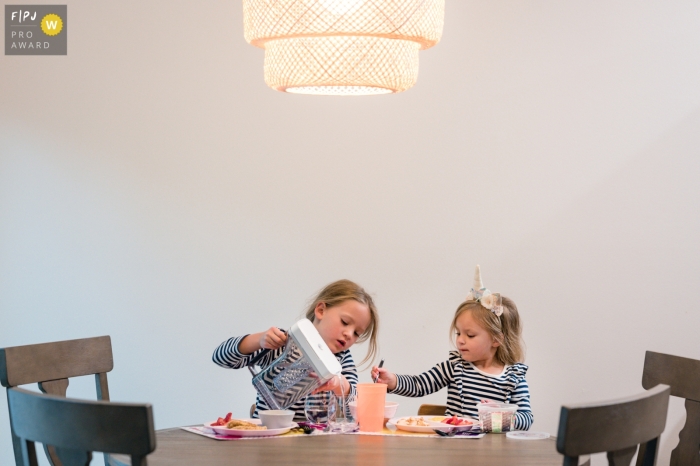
[213,334,359,422]
[392,351,533,430]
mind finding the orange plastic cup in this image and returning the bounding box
[356,383,387,432]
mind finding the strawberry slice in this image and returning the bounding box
[224,412,232,422]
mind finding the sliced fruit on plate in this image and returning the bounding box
[211,412,233,426]
[442,415,473,426]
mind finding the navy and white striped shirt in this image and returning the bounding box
[392,351,533,430]
[213,334,359,422]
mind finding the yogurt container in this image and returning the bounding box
[476,402,518,433]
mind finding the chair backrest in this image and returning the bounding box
[0,336,114,466]
[556,384,670,466]
[417,404,447,416]
[641,351,700,466]
[8,387,156,466]
[0,335,113,398]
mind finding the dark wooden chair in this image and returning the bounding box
[641,351,700,466]
[417,404,447,416]
[8,387,155,466]
[556,384,670,466]
[0,336,114,466]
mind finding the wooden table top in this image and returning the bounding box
[114,427,563,466]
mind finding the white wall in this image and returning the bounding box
[2,1,699,465]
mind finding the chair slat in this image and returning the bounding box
[1,336,115,466]
[641,351,700,466]
[96,372,110,401]
[0,336,113,387]
[669,399,700,466]
[417,404,447,416]
[557,384,670,461]
[642,351,700,401]
[39,379,69,397]
[9,387,156,458]
[607,446,637,466]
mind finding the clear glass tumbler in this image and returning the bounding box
[330,393,358,433]
[304,392,337,426]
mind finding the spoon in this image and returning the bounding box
[373,358,385,383]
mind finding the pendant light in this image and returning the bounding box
[243,0,445,95]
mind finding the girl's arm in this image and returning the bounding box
[371,366,397,390]
[212,327,286,369]
[339,351,359,397]
[387,361,453,398]
[239,327,287,354]
[510,378,533,430]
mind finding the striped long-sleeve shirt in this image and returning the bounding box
[212,333,359,422]
[392,351,533,430]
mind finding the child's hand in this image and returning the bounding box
[259,327,287,350]
[371,366,397,391]
[312,375,350,396]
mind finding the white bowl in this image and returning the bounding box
[383,401,399,419]
[259,410,294,429]
[348,401,399,420]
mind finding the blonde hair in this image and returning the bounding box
[304,279,379,367]
[449,296,524,365]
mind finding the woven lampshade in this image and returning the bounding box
[243,0,445,95]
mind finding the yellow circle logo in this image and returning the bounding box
[41,14,63,36]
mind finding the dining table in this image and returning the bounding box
[112,426,565,466]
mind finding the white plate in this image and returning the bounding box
[506,431,550,440]
[388,416,451,434]
[205,419,298,437]
[426,416,478,432]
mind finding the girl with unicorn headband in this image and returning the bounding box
[372,265,533,430]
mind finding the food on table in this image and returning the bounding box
[212,412,233,426]
[226,419,267,430]
[441,415,473,426]
[477,402,518,433]
[290,425,315,435]
[480,412,512,432]
[397,417,430,427]
[210,414,267,430]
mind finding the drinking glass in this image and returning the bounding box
[330,393,358,433]
[304,392,337,426]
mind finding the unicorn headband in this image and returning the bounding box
[465,265,504,317]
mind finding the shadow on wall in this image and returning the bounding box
[498,106,700,465]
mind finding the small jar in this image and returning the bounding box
[476,402,518,433]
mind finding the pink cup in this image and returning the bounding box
[356,383,387,432]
